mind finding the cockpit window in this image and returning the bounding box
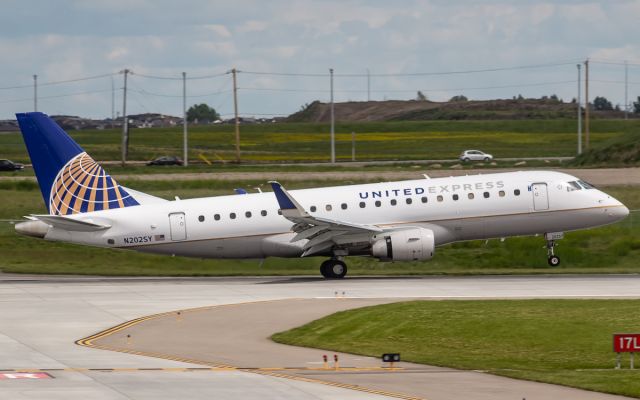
[578,180,595,189]
[567,181,582,191]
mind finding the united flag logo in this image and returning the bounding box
[49,152,139,215]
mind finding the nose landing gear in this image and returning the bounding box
[545,232,563,267]
[320,258,347,279]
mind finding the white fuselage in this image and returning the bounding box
[38,171,628,259]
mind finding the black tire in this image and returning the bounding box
[548,256,560,267]
[320,260,347,279]
[484,157,490,162]
[463,157,470,162]
[320,261,332,278]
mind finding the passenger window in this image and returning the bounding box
[483,192,490,198]
[514,189,521,196]
[375,200,381,207]
[359,202,366,208]
[390,199,397,206]
[498,190,505,197]
[261,210,267,216]
[453,194,459,201]
[325,204,332,211]
[437,195,443,202]
[310,206,317,212]
[230,212,236,219]
[341,203,347,210]
[421,196,428,203]
[198,215,205,222]
[468,193,474,200]
[214,214,221,221]
[245,211,252,218]
[406,198,412,205]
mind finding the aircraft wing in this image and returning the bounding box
[28,214,111,232]
[269,181,382,256]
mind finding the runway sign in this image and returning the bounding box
[0,372,52,379]
[614,333,640,352]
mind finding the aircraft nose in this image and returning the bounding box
[609,204,630,221]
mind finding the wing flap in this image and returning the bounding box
[269,181,382,257]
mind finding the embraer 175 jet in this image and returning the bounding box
[14,112,629,278]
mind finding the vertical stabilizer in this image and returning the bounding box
[16,112,139,215]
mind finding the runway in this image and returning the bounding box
[1,275,638,400]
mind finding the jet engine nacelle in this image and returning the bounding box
[371,228,435,261]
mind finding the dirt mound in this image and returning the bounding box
[287,99,626,122]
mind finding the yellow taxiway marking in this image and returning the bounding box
[75,298,423,400]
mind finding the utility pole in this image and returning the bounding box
[33,75,37,112]
[624,60,629,120]
[121,69,129,166]
[182,72,188,167]
[232,68,240,163]
[111,76,115,128]
[366,68,370,102]
[330,68,335,164]
[577,64,582,155]
[351,131,356,161]
[584,59,590,150]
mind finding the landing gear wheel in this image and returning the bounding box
[319,259,347,279]
[320,260,332,278]
[544,233,563,267]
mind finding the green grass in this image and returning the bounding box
[272,299,640,398]
[1,180,639,276]
[2,119,638,164]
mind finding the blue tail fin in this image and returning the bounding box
[16,112,139,215]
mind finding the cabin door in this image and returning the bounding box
[169,212,187,240]
[532,183,549,211]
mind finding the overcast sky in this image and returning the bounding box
[0,0,639,119]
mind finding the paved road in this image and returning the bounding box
[1,275,638,400]
[3,167,640,185]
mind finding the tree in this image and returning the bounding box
[634,96,640,114]
[187,103,219,123]
[449,95,468,102]
[593,96,613,111]
[416,91,427,101]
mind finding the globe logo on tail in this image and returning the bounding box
[49,152,139,215]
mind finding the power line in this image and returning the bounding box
[238,80,576,94]
[0,72,117,90]
[131,71,230,80]
[130,88,233,98]
[590,59,640,67]
[240,60,582,78]
[0,88,113,104]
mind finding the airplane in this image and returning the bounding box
[14,112,629,278]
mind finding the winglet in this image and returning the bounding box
[269,181,309,218]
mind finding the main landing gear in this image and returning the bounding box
[545,232,564,267]
[320,258,347,279]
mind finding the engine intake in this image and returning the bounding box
[371,228,435,261]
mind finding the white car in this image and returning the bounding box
[459,150,493,162]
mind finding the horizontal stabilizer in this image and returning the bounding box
[30,214,111,232]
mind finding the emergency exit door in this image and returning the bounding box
[532,183,549,211]
[169,212,187,240]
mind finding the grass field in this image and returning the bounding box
[1,178,639,276]
[2,119,639,164]
[272,299,640,397]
